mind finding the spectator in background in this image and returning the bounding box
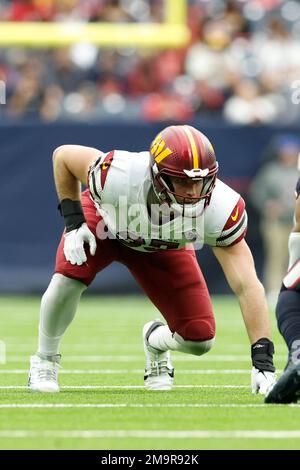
[249,135,300,304]
[223,78,285,124]
[1,0,300,123]
[185,19,232,106]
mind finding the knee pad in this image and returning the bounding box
[175,318,216,343]
[173,332,215,356]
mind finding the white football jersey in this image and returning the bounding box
[88,150,247,252]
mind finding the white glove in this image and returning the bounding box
[251,367,276,395]
[63,223,96,266]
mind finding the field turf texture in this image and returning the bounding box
[0,295,299,450]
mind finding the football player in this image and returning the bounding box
[28,125,275,393]
[265,176,300,403]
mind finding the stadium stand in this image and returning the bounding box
[0,0,299,123]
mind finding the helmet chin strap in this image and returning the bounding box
[169,194,205,218]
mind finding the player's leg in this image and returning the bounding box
[276,288,300,364]
[122,246,215,389]
[265,286,300,403]
[29,273,86,393]
[29,191,117,392]
[128,247,215,353]
[38,274,86,358]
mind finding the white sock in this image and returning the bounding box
[38,273,86,356]
[148,325,181,352]
[148,325,215,356]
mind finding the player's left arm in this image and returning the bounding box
[213,240,276,394]
[213,239,272,343]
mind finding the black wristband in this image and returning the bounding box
[58,199,86,232]
[251,337,275,372]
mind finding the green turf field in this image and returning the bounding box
[0,295,299,450]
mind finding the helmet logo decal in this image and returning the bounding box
[183,168,209,178]
[151,133,173,164]
[183,125,199,169]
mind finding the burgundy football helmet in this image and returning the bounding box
[149,125,219,216]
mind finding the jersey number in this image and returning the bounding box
[116,233,180,251]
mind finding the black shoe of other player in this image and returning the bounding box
[265,362,300,404]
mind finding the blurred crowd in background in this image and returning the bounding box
[0,0,300,123]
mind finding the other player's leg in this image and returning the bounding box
[265,287,300,403]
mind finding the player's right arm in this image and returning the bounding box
[53,145,101,266]
[53,145,100,200]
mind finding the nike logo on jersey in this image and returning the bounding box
[231,207,239,222]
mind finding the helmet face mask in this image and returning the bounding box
[149,125,219,217]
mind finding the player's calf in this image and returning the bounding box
[147,318,215,356]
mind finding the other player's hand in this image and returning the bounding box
[251,367,276,395]
[63,223,96,265]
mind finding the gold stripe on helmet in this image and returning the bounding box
[183,125,199,169]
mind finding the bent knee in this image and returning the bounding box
[176,318,216,343]
[174,333,215,356]
[173,317,215,356]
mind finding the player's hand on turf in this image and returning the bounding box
[63,223,96,265]
[251,367,276,395]
[251,337,276,395]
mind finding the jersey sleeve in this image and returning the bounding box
[87,151,114,205]
[204,179,248,247]
[215,196,248,247]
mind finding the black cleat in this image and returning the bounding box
[265,362,300,404]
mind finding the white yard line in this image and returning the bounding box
[4,355,288,362]
[4,343,288,352]
[0,385,248,390]
[0,403,299,409]
[0,369,281,374]
[0,430,300,439]
[3,344,145,352]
